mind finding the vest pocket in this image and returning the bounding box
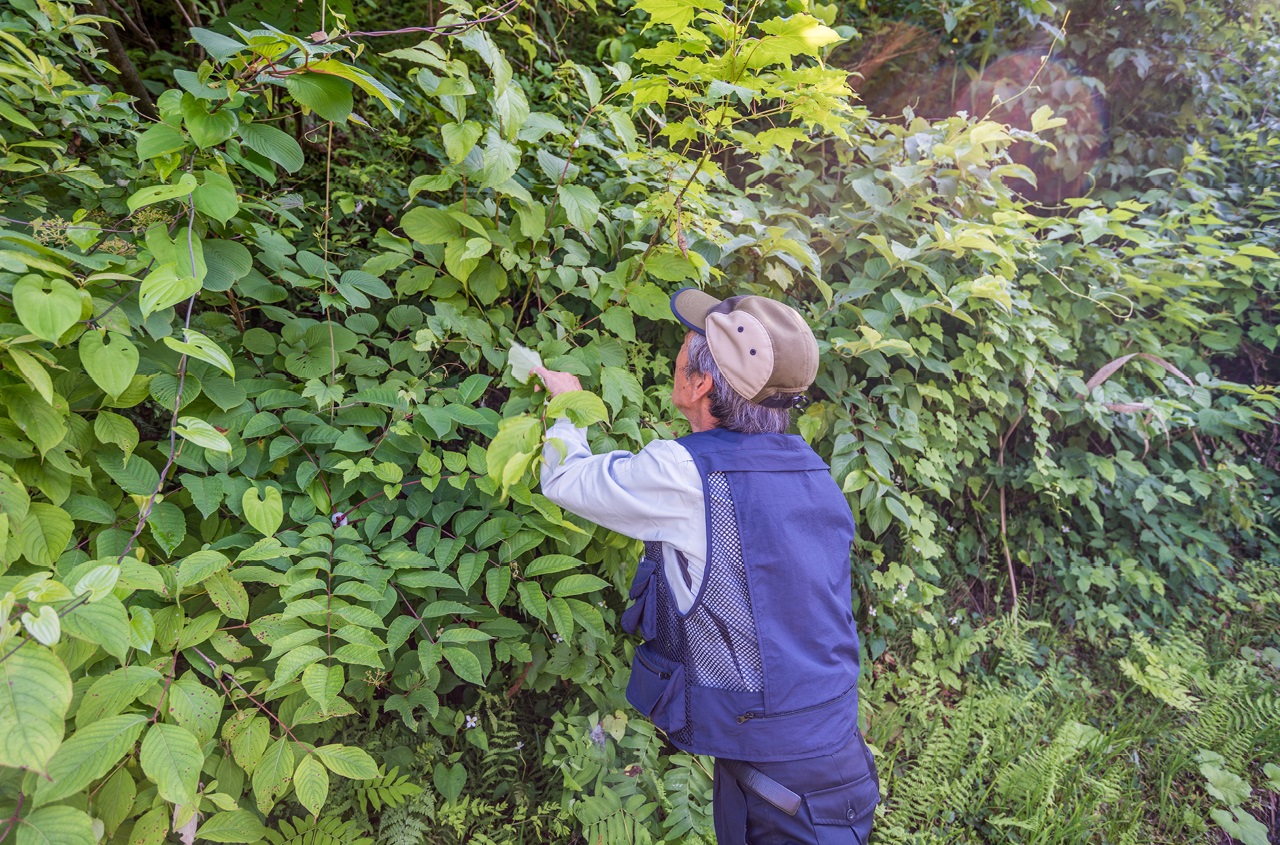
[626,645,687,734]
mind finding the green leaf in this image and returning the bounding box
[73,563,121,601]
[193,169,240,223]
[206,570,249,620]
[14,806,95,845]
[13,275,80,344]
[94,411,139,459]
[546,390,609,427]
[19,503,73,567]
[508,343,543,384]
[442,121,483,163]
[524,554,584,577]
[95,767,136,835]
[253,736,295,814]
[60,595,131,659]
[175,416,233,453]
[127,172,197,213]
[486,414,540,496]
[178,550,233,591]
[634,0,721,33]
[7,347,53,405]
[302,663,344,710]
[164,328,236,377]
[76,666,162,727]
[182,95,238,148]
[752,15,843,65]
[242,486,283,536]
[294,754,330,816]
[286,72,354,122]
[547,596,574,641]
[79,331,139,397]
[195,810,271,843]
[0,644,72,773]
[136,123,187,160]
[443,645,486,685]
[239,122,305,173]
[517,582,547,621]
[552,573,610,597]
[140,722,203,806]
[20,606,60,646]
[402,206,462,245]
[191,27,246,62]
[33,714,147,806]
[312,744,379,779]
[558,184,600,232]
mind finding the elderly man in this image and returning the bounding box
[533,288,879,845]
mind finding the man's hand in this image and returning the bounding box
[531,366,582,398]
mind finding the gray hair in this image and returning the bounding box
[683,333,791,435]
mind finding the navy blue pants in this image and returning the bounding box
[713,732,879,845]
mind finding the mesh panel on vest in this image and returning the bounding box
[648,472,764,710]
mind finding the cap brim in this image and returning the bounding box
[670,287,721,335]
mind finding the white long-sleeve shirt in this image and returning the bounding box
[540,418,706,612]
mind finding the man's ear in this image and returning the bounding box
[689,370,715,402]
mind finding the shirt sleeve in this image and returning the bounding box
[539,417,703,543]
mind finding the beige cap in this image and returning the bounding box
[670,287,818,408]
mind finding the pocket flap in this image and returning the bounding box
[625,646,687,734]
[804,772,879,826]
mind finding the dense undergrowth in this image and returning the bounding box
[0,0,1276,842]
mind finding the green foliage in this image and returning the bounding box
[0,0,1275,842]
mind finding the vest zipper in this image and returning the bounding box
[735,684,857,724]
[636,650,671,680]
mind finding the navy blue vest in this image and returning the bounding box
[621,428,862,762]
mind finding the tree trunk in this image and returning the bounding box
[89,0,158,120]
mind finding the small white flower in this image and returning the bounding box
[552,633,564,643]
[514,741,524,750]
[868,606,877,617]
[948,616,960,626]
[892,594,900,604]
[464,714,478,729]
[1061,526,1070,534]
[946,525,955,533]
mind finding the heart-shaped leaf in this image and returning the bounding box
[242,486,283,537]
[79,331,139,397]
[13,276,81,344]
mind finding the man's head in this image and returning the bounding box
[669,288,819,434]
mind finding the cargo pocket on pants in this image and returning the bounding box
[803,770,880,845]
[625,645,687,735]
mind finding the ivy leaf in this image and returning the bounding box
[182,95,238,148]
[79,331,139,397]
[0,644,71,773]
[242,486,283,536]
[13,276,80,344]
